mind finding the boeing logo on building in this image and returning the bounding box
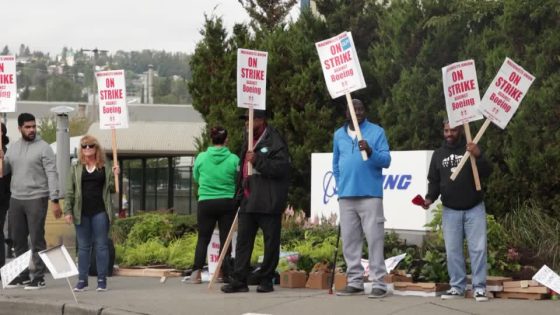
[321,172,413,204]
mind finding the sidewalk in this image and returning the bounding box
[0,275,558,315]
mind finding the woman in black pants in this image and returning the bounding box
[190,127,239,283]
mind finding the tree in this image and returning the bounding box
[238,0,298,31]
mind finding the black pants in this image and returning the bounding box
[232,212,282,285]
[9,197,48,280]
[0,207,7,267]
[193,198,236,271]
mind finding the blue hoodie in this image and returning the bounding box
[333,119,391,198]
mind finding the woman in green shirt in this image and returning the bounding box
[190,126,239,283]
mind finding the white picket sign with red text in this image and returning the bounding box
[442,60,483,128]
[0,55,17,112]
[237,49,268,110]
[316,32,366,98]
[96,70,129,129]
[479,57,535,129]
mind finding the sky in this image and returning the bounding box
[3,1,301,56]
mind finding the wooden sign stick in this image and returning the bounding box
[208,211,239,289]
[247,106,254,175]
[345,93,368,161]
[450,119,491,181]
[463,123,481,191]
[111,128,120,193]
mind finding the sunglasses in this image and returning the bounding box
[81,144,96,149]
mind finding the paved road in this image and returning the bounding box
[0,275,558,315]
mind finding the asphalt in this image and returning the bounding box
[0,275,558,315]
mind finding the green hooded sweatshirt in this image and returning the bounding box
[193,146,239,201]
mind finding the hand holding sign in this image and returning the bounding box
[450,58,535,181]
[316,32,368,160]
[237,49,268,174]
[442,60,483,190]
[96,70,129,193]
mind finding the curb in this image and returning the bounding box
[0,296,148,315]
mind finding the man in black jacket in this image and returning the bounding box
[0,122,10,270]
[423,120,492,302]
[221,109,290,294]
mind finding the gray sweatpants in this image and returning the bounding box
[9,197,48,280]
[339,197,387,290]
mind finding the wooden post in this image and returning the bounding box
[345,93,368,161]
[111,128,119,193]
[208,211,239,290]
[463,123,481,191]
[247,106,254,175]
[451,119,491,181]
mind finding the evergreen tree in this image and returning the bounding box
[238,0,298,31]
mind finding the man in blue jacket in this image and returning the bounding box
[333,99,391,298]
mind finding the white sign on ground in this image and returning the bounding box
[0,55,17,112]
[38,245,78,279]
[479,57,535,129]
[237,49,268,110]
[0,250,31,288]
[311,151,433,231]
[315,32,366,98]
[207,229,237,280]
[96,70,130,129]
[532,265,560,294]
[442,60,483,128]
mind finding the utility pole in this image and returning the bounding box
[81,48,108,121]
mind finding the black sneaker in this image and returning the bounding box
[256,282,274,293]
[73,280,88,292]
[441,287,464,300]
[6,275,31,289]
[368,288,388,299]
[336,285,365,296]
[24,278,46,290]
[220,281,249,293]
[474,290,489,302]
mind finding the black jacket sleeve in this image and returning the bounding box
[425,153,440,202]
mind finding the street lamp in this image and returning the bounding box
[51,105,74,198]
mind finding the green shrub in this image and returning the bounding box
[167,233,198,269]
[113,213,197,247]
[119,239,169,267]
[502,200,560,271]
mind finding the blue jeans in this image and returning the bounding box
[442,202,487,292]
[76,211,110,282]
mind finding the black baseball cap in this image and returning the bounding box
[239,109,268,120]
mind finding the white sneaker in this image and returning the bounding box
[474,290,489,302]
[441,287,465,300]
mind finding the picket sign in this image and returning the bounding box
[450,58,535,180]
[38,245,79,303]
[208,211,239,290]
[316,32,367,161]
[237,49,268,175]
[96,69,130,193]
[0,55,17,177]
[442,60,484,190]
